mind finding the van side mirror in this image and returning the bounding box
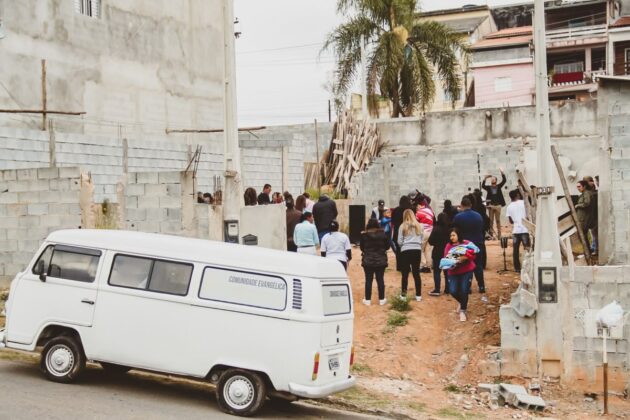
[36,260,46,282]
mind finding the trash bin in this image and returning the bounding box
[242,234,258,246]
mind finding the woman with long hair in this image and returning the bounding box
[243,187,257,206]
[295,195,307,212]
[443,228,478,322]
[360,218,390,306]
[391,195,412,272]
[397,209,423,301]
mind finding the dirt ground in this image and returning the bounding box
[337,234,630,419]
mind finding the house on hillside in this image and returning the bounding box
[416,5,497,111]
[471,0,630,108]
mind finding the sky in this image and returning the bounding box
[234,0,532,127]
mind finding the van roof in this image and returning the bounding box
[46,229,347,279]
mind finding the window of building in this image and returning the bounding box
[494,77,512,93]
[35,245,101,283]
[553,62,584,74]
[108,254,193,296]
[74,0,100,18]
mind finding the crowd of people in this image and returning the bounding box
[242,171,599,323]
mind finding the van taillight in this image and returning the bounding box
[350,346,355,367]
[312,352,320,381]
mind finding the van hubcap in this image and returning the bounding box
[46,345,74,377]
[224,375,254,408]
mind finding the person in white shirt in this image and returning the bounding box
[320,220,352,270]
[293,212,319,255]
[506,190,530,272]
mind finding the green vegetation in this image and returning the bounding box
[304,188,344,201]
[0,289,8,301]
[323,0,468,117]
[443,384,463,393]
[350,363,373,374]
[387,311,409,327]
[408,402,427,412]
[436,407,467,419]
[389,294,411,312]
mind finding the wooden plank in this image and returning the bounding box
[347,154,359,171]
[333,149,344,156]
[551,145,592,265]
[332,139,343,145]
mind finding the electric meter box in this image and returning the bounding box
[538,266,557,303]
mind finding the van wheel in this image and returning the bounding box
[216,369,267,417]
[100,362,131,375]
[40,336,86,383]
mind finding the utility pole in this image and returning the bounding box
[222,0,243,243]
[533,0,563,377]
[360,36,368,120]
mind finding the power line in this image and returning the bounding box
[237,42,324,55]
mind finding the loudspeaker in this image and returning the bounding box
[349,205,366,244]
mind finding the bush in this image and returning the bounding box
[0,290,8,301]
[389,294,411,312]
[387,311,409,327]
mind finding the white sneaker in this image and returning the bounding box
[459,311,467,322]
[379,298,387,306]
[481,296,488,303]
[415,296,422,302]
[400,294,407,300]
[362,299,371,306]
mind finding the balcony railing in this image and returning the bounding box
[548,70,607,87]
[546,24,607,42]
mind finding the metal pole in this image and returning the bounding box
[315,119,321,192]
[222,0,243,242]
[41,59,47,131]
[533,0,562,378]
[603,327,609,415]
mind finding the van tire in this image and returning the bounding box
[216,369,267,417]
[40,336,86,383]
[100,362,131,375]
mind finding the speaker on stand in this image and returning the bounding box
[497,236,510,274]
[349,205,366,245]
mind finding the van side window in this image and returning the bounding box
[48,246,101,283]
[149,261,192,295]
[108,254,192,296]
[32,245,54,275]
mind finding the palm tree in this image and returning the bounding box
[323,0,468,117]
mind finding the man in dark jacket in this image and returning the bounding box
[482,168,506,240]
[257,184,271,205]
[453,197,487,298]
[313,194,338,241]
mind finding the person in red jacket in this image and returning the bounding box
[415,202,435,273]
[444,228,478,322]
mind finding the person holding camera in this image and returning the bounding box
[482,168,507,240]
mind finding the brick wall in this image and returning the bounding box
[0,167,88,286]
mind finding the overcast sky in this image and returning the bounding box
[234,0,531,127]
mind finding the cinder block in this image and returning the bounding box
[159,196,180,208]
[7,204,27,217]
[146,208,167,221]
[158,172,181,184]
[49,179,71,191]
[40,215,62,228]
[16,169,37,181]
[145,184,168,196]
[166,184,182,197]
[137,197,160,209]
[59,215,81,227]
[126,196,138,209]
[136,172,159,184]
[126,208,147,221]
[126,184,145,196]
[27,204,48,216]
[159,221,181,234]
[2,170,17,181]
[37,168,59,179]
[59,167,81,179]
[18,216,40,228]
[166,208,181,221]
[57,191,80,204]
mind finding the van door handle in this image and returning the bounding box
[81,299,95,305]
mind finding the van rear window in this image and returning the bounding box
[322,284,351,316]
[199,267,287,311]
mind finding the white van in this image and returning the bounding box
[0,229,355,416]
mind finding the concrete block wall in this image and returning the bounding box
[0,167,87,286]
[124,171,183,235]
[565,266,630,391]
[349,139,523,217]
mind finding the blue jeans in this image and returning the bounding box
[512,233,530,271]
[448,271,473,312]
[473,242,486,292]
[432,257,448,292]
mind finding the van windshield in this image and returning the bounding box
[322,284,351,316]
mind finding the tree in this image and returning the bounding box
[323,0,468,117]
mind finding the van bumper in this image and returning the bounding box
[288,376,356,399]
[0,329,6,349]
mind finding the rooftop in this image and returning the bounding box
[610,16,630,28]
[441,16,489,33]
[417,4,488,18]
[472,26,532,50]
